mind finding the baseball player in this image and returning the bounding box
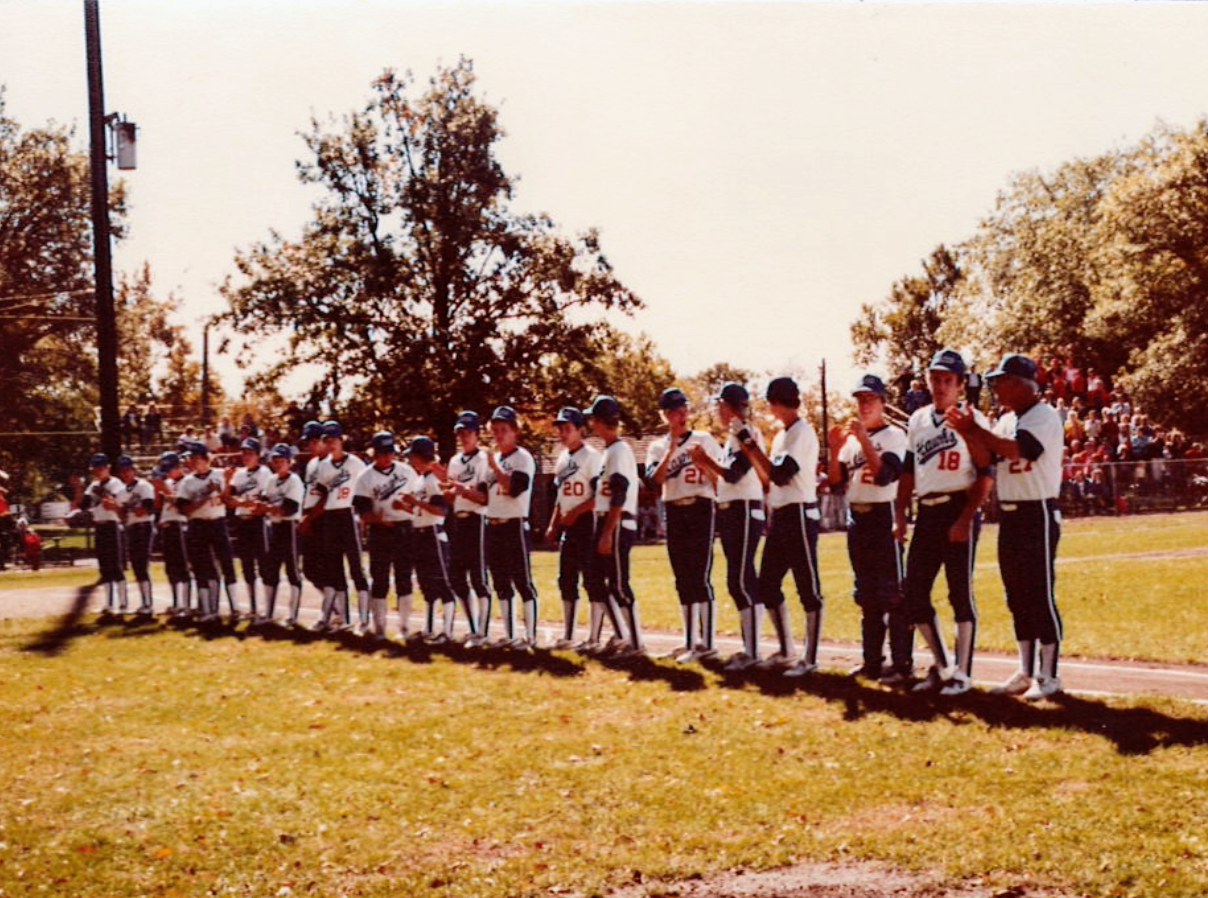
[399,437,457,641]
[646,387,722,662]
[114,455,157,615]
[225,438,272,622]
[176,442,240,622]
[583,395,641,655]
[827,375,910,680]
[484,406,538,647]
[72,453,127,614]
[152,451,193,616]
[310,421,369,631]
[297,421,330,614]
[894,349,994,695]
[353,432,416,638]
[741,376,823,676]
[545,407,603,648]
[685,382,767,670]
[257,443,305,626]
[946,354,1065,700]
[431,411,490,644]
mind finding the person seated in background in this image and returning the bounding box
[903,378,931,414]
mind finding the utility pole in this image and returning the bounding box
[819,359,829,466]
[84,0,120,461]
[201,324,211,425]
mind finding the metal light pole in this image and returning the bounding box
[819,359,829,466]
[84,0,120,461]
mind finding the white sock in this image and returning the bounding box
[398,593,413,635]
[523,599,537,643]
[803,609,822,665]
[681,604,696,649]
[357,589,370,626]
[561,600,577,641]
[370,598,388,635]
[916,617,948,670]
[320,587,337,625]
[138,580,153,609]
[288,585,302,622]
[263,584,279,620]
[954,620,976,677]
[501,599,515,640]
[1039,642,1059,680]
[588,602,605,643]
[1017,639,1037,676]
[117,580,128,610]
[443,600,456,636]
[624,604,643,650]
[476,594,492,640]
[739,606,757,658]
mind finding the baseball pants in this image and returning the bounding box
[262,520,301,589]
[486,518,536,604]
[300,515,328,590]
[448,512,490,602]
[367,522,412,600]
[94,521,125,584]
[758,503,822,612]
[186,518,237,585]
[159,522,191,586]
[717,500,761,610]
[557,514,595,604]
[125,521,154,584]
[233,516,269,584]
[585,515,636,608]
[320,509,369,594]
[413,525,454,606]
[998,499,1062,645]
[902,492,979,627]
[664,499,716,606]
[847,502,910,673]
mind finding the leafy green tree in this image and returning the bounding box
[218,59,642,456]
[0,89,127,498]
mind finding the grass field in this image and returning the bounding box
[3,615,1208,898]
[4,511,1207,664]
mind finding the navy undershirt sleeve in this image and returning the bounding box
[608,473,629,508]
[427,493,449,512]
[281,498,300,516]
[721,452,752,484]
[873,452,904,487]
[769,456,800,487]
[507,471,530,498]
[352,495,373,515]
[1016,430,1044,462]
[902,450,915,475]
[140,498,155,513]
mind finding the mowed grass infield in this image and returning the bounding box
[1,511,1207,897]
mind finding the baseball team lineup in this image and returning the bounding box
[71,347,1065,702]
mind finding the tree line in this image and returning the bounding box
[852,120,1208,434]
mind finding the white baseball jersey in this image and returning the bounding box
[228,465,271,516]
[717,424,765,503]
[554,444,602,516]
[83,477,124,524]
[839,424,908,504]
[178,469,227,521]
[410,470,449,529]
[595,437,640,522]
[263,471,304,523]
[486,447,535,519]
[448,449,491,515]
[767,418,819,510]
[906,404,989,496]
[157,475,188,525]
[993,401,1063,501]
[646,431,721,502]
[314,453,366,512]
[302,453,328,512]
[118,477,156,523]
[354,461,416,523]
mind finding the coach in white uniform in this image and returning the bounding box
[947,354,1065,700]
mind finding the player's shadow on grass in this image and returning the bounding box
[727,668,1208,756]
[323,630,588,678]
[20,582,97,656]
[597,652,708,692]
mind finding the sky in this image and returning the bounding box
[5,0,1208,401]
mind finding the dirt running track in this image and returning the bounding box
[4,582,1208,704]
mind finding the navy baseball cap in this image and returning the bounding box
[301,420,324,440]
[657,388,688,411]
[715,382,750,408]
[269,443,295,460]
[986,353,1039,382]
[405,436,437,461]
[554,407,586,427]
[928,348,968,376]
[115,455,134,469]
[490,406,519,426]
[586,395,622,424]
[321,420,343,438]
[189,441,210,458]
[158,451,181,469]
[89,453,110,468]
[851,374,888,396]
[454,411,480,431]
[766,376,800,406]
[240,437,261,453]
[371,431,397,454]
